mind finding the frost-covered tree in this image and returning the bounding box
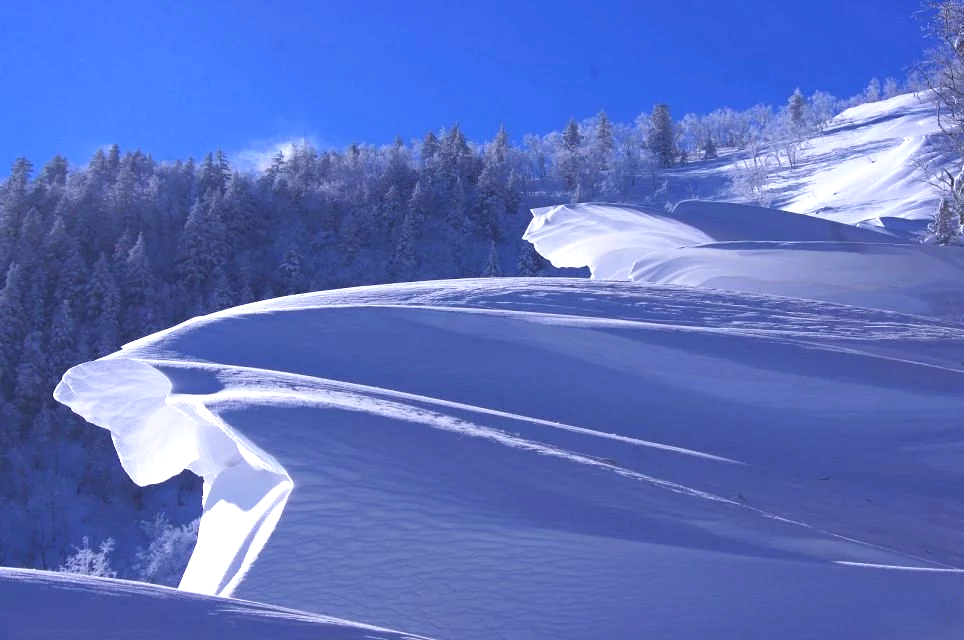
[134,515,199,587]
[0,263,27,389]
[865,77,881,103]
[703,136,718,160]
[121,233,156,339]
[517,240,545,276]
[86,254,120,356]
[278,244,304,294]
[788,88,806,128]
[557,118,583,189]
[921,0,964,243]
[390,212,419,281]
[927,196,962,244]
[59,537,116,578]
[482,241,502,277]
[883,77,900,99]
[806,90,839,131]
[731,153,774,207]
[46,300,77,388]
[648,104,676,168]
[14,331,47,413]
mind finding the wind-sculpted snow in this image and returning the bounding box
[56,278,964,639]
[525,201,964,317]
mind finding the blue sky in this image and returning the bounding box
[1,0,926,171]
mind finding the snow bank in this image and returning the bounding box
[55,278,964,639]
[0,567,428,639]
[525,201,964,317]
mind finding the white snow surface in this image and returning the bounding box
[524,200,964,318]
[776,93,946,225]
[55,277,964,640]
[670,92,950,229]
[0,567,429,639]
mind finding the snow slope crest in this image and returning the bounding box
[55,277,964,639]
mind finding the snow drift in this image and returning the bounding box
[55,277,964,640]
[524,200,964,317]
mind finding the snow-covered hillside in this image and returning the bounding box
[663,92,947,233]
[54,275,964,639]
[0,567,429,639]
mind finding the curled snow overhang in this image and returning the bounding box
[54,356,292,597]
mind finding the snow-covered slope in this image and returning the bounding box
[667,92,948,231]
[525,200,964,318]
[54,278,964,640]
[776,93,945,226]
[0,567,429,639]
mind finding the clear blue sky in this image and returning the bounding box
[0,0,926,170]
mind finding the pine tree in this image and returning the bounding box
[378,185,404,236]
[390,213,418,281]
[593,110,614,171]
[703,136,718,160]
[177,192,228,309]
[648,105,676,168]
[929,197,961,245]
[85,254,120,356]
[54,248,88,306]
[491,124,510,164]
[482,241,502,277]
[14,331,47,413]
[278,245,304,295]
[198,151,230,196]
[516,240,545,277]
[46,300,77,388]
[559,118,583,189]
[0,263,27,390]
[122,233,156,339]
[421,131,441,167]
[476,162,504,240]
[206,271,234,312]
[788,88,805,128]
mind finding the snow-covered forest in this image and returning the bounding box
[0,69,928,580]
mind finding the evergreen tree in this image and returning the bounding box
[85,254,120,356]
[122,233,156,339]
[593,110,615,171]
[482,241,502,277]
[648,105,676,168]
[177,193,228,309]
[421,131,441,167]
[928,197,961,245]
[558,118,583,189]
[703,136,718,160]
[516,240,545,276]
[390,213,418,281]
[788,88,806,128]
[46,300,77,389]
[54,248,88,306]
[14,331,47,413]
[0,264,27,390]
[491,124,510,164]
[278,245,304,294]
